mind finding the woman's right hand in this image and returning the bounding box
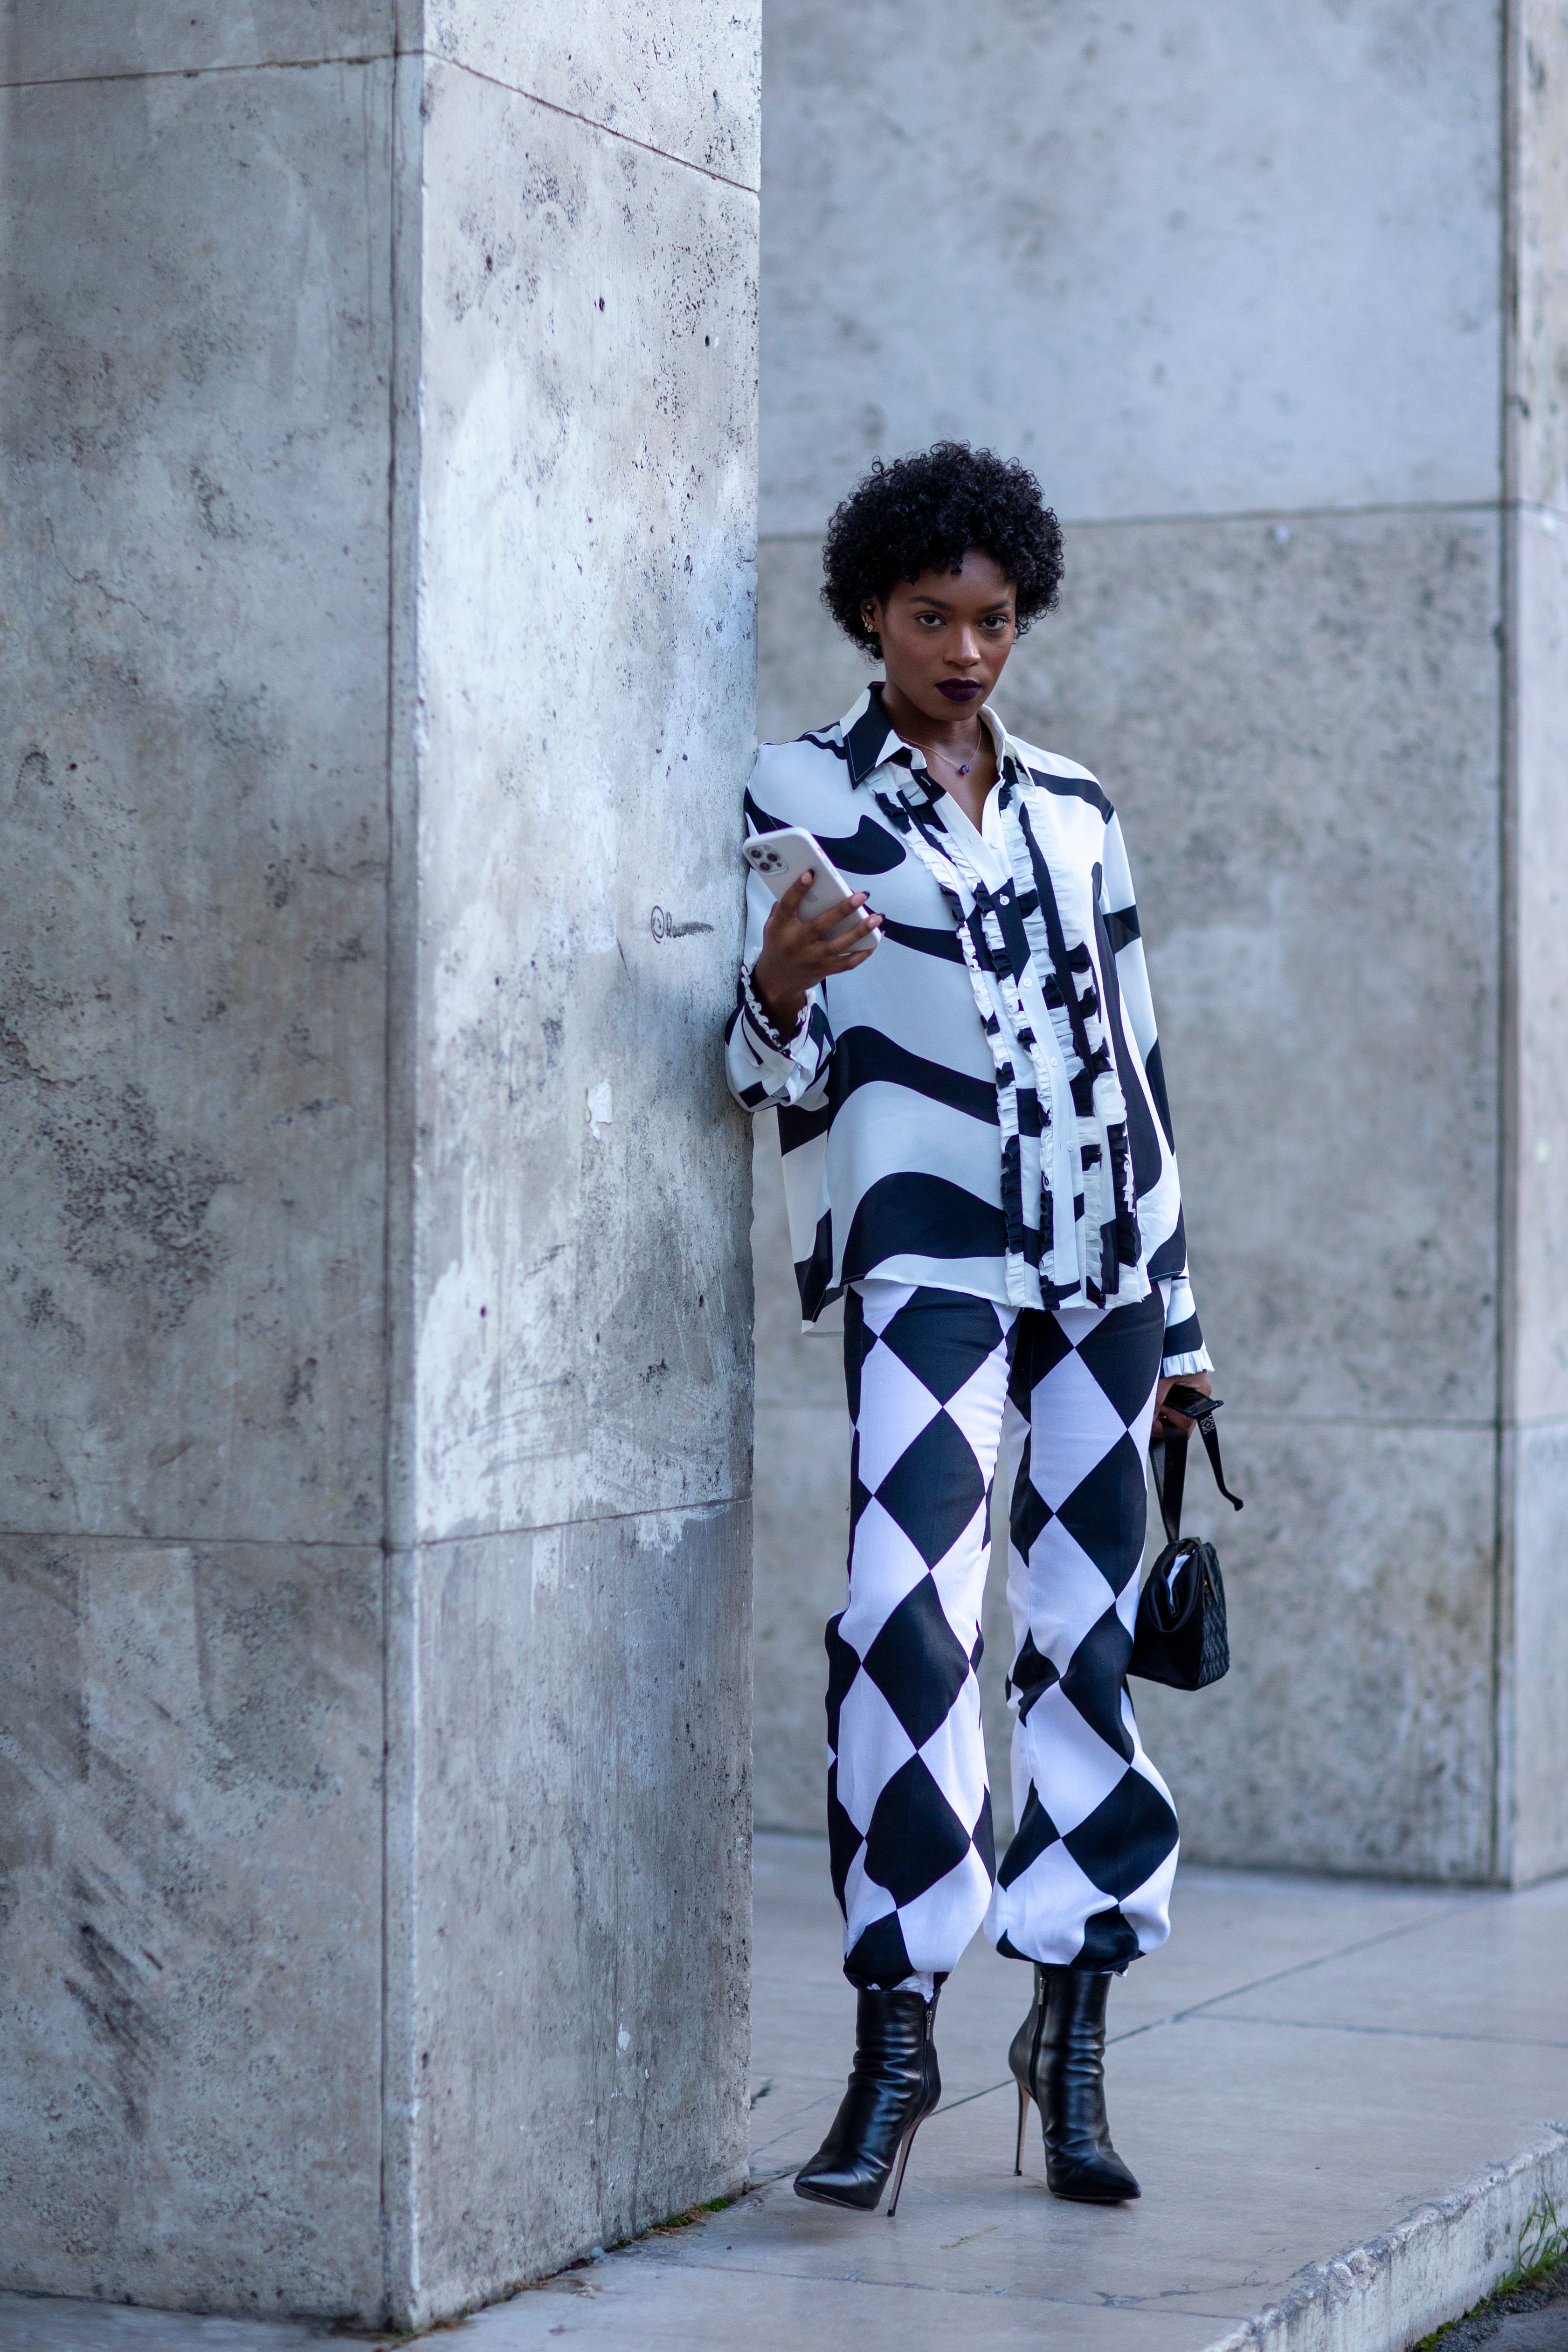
[752,870,882,1036]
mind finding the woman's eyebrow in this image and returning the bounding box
[908,593,1015,613]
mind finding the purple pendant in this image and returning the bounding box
[958,763,970,775]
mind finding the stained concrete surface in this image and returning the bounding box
[0,1537,386,2314]
[1511,505,1568,1425]
[0,57,396,1546]
[759,0,1501,529]
[1506,486,1568,1889]
[1398,2257,1568,2352]
[1512,0,1568,519]
[391,1501,753,2314]
[1489,2317,1568,2352]
[0,5,394,81]
[421,0,760,185]
[402,56,759,1547]
[0,2,759,190]
[8,1833,1567,2352]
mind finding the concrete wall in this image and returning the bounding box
[386,25,759,2323]
[1501,0,1568,1887]
[0,0,759,2327]
[753,0,1568,1886]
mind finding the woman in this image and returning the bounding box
[725,443,1212,2217]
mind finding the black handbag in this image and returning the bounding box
[1129,1385,1243,1690]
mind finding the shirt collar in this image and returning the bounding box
[838,679,1015,792]
[839,682,905,786]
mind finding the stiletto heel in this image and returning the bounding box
[885,2117,923,2218]
[1007,1962,1049,2176]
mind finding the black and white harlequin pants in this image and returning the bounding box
[826,1280,1179,1989]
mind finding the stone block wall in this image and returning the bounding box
[1501,0,1568,1886]
[0,0,760,2326]
[385,31,760,2318]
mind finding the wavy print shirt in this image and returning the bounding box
[724,684,1209,1376]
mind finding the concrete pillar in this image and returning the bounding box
[754,0,1568,1884]
[1501,0,1568,1885]
[0,2,758,2328]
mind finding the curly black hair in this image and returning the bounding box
[821,441,1063,655]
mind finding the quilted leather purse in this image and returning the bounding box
[1129,1385,1243,1691]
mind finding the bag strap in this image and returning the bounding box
[1149,1393,1244,1545]
[1191,1404,1244,1514]
[1149,1425,1188,1545]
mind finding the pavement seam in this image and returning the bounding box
[1187,2016,1568,2050]
[608,2245,1299,2312]
[1106,1897,1486,2046]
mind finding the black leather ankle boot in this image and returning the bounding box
[794,1987,940,2215]
[1008,1965,1139,2201]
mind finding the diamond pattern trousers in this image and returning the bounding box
[827,1280,1178,1989]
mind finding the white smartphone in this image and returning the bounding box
[743,827,871,944]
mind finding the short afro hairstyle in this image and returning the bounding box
[821,441,1063,656]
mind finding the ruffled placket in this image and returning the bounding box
[870,738,1147,1314]
[1000,767,1147,1307]
[872,763,1071,1311]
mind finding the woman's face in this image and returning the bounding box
[862,548,1018,724]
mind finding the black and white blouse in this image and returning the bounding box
[725,683,1210,1376]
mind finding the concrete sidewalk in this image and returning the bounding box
[4,1835,1567,2352]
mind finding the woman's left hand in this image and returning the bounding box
[1154,1369,1212,1437]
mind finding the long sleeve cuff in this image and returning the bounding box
[724,967,829,1111]
[1160,1272,1213,1378]
[740,962,804,1052]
